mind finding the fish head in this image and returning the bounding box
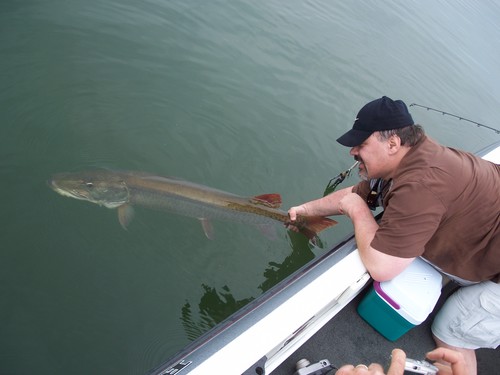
[49,170,129,208]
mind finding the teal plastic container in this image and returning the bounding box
[357,286,416,341]
[357,258,442,342]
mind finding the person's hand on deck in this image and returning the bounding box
[426,347,467,375]
[335,349,405,375]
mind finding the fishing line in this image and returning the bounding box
[409,103,500,134]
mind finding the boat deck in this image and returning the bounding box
[271,282,500,374]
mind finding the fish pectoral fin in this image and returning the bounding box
[118,204,135,230]
[250,194,282,208]
[199,218,214,240]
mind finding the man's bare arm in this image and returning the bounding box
[338,192,414,281]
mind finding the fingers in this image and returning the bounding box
[287,205,302,221]
[335,349,406,375]
[286,207,300,232]
[387,349,406,375]
[426,347,467,375]
[365,363,385,374]
[426,347,463,364]
[431,362,454,375]
[335,363,385,375]
[338,192,366,217]
[335,364,355,374]
[287,205,308,229]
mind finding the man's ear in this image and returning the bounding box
[387,135,401,154]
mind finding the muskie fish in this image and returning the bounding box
[49,170,337,241]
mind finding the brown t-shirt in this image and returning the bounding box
[353,136,500,282]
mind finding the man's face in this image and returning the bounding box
[349,132,391,180]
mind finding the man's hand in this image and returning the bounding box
[426,347,467,375]
[286,205,308,232]
[335,349,406,375]
[338,192,369,219]
[288,205,308,222]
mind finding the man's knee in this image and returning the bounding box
[432,281,500,350]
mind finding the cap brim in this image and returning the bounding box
[336,129,373,147]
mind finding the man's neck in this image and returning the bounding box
[385,146,411,179]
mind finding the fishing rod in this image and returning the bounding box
[409,103,500,134]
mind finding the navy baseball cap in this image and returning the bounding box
[336,96,414,147]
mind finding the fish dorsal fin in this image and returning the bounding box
[250,194,282,208]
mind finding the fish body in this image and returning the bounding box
[49,170,337,240]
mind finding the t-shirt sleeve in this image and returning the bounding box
[371,181,447,258]
[352,180,371,199]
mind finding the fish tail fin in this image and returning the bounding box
[299,216,338,242]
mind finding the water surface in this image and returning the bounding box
[1,1,499,374]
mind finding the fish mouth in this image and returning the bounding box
[48,179,89,201]
[48,178,63,194]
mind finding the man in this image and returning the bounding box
[288,96,500,375]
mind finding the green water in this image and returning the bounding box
[1,1,499,374]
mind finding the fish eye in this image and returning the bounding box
[86,182,94,188]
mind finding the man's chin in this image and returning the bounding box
[358,172,369,181]
[357,167,370,181]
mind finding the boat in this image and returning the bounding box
[148,140,500,375]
